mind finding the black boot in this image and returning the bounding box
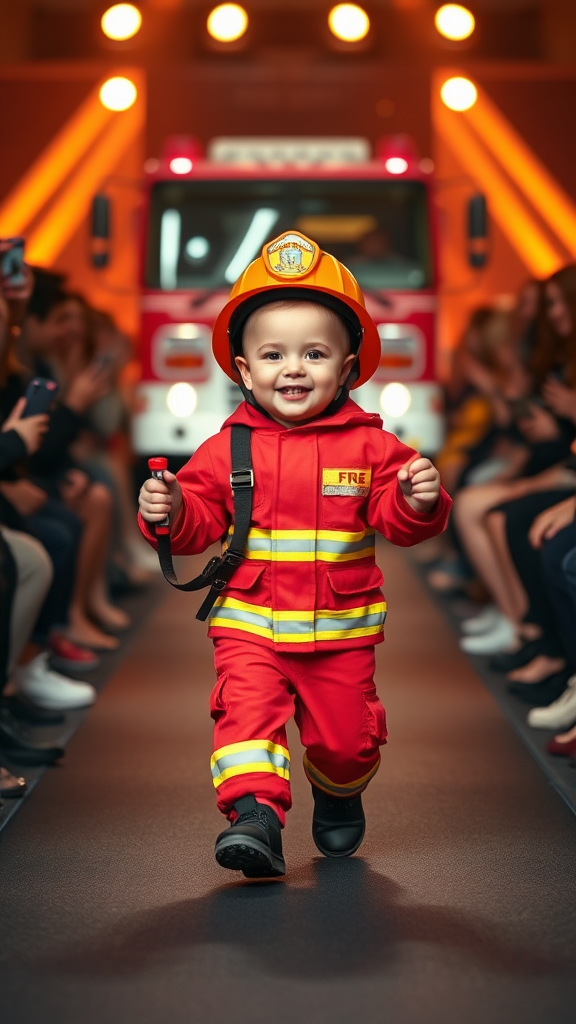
[215,795,286,878]
[0,708,64,765]
[311,784,365,858]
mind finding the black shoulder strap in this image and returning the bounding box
[154,424,253,621]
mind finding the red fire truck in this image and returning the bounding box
[104,134,482,457]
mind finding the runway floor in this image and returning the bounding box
[1,543,575,1024]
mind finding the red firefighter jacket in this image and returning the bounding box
[139,398,451,653]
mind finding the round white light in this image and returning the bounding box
[101,4,142,41]
[99,76,137,111]
[167,383,197,418]
[328,4,370,43]
[186,236,210,259]
[440,76,477,111]
[385,157,408,175]
[435,4,475,41]
[169,156,193,175]
[207,4,248,43]
[380,383,412,418]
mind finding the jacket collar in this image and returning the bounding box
[221,397,383,434]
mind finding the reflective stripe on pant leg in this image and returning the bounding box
[211,739,290,788]
[302,752,380,797]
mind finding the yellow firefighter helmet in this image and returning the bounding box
[212,230,381,389]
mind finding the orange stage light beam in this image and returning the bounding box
[467,89,576,260]
[434,101,566,279]
[0,88,113,237]
[26,100,144,267]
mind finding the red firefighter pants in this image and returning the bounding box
[210,639,388,826]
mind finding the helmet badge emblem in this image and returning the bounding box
[264,231,320,279]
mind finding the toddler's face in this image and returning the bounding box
[235,301,356,427]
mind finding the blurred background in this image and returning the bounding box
[1,1,575,461]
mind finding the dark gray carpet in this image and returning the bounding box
[0,544,575,1024]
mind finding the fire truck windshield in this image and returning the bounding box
[146,179,431,292]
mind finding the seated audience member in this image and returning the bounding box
[19,280,126,649]
[0,257,95,771]
[451,265,576,655]
[429,306,531,593]
[71,309,158,586]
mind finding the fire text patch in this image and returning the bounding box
[322,468,372,497]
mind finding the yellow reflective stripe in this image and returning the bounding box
[228,527,376,562]
[303,753,381,796]
[273,609,314,621]
[212,739,290,763]
[211,740,291,789]
[210,599,386,642]
[212,595,271,617]
[210,616,274,641]
[317,602,386,619]
[230,528,372,542]
[314,625,384,641]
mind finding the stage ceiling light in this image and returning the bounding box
[435,4,475,41]
[101,4,142,41]
[99,76,138,111]
[207,4,248,42]
[440,76,477,111]
[328,4,370,43]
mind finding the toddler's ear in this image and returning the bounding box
[339,352,357,385]
[234,355,252,390]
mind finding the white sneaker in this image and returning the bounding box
[13,653,97,710]
[527,676,576,730]
[459,617,517,655]
[460,605,501,636]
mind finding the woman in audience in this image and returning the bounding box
[452,265,576,656]
[428,307,531,593]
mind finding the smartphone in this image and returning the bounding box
[22,377,59,418]
[0,237,25,287]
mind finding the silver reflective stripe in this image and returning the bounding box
[211,748,290,779]
[211,605,272,631]
[228,529,375,560]
[316,535,375,556]
[315,610,386,633]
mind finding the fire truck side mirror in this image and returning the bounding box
[467,193,489,269]
[90,193,111,269]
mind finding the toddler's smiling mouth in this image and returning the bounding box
[276,385,312,398]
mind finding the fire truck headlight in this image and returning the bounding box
[167,383,197,418]
[380,383,412,418]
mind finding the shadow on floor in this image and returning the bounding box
[45,858,571,981]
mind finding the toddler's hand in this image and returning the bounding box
[138,471,183,525]
[397,456,440,512]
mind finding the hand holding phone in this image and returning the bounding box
[0,238,25,288]
[1,396,49,455]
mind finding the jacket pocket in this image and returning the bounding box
[209,670,228,722]
[328,564,383,595]
[225,561,267,592]
[364,691,388,748]
[320,563,384,612]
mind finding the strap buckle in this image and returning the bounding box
[230,468,254,489]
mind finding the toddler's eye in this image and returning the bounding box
[263,352,282,360]
[306,350,323,360]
